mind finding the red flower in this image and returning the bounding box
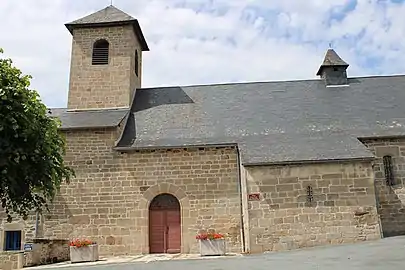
[69,238,96,248]
[195,232,225,240]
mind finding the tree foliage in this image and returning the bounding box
[0,48,75,221]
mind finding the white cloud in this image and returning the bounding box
[0,0,405,108]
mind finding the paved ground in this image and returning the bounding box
[32,236,405,270]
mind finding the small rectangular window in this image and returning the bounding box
[4,231,22,251]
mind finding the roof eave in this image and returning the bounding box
[58,125,119,131]
[64,19,149,51]
[242,156,376,167]
[113,142,238,152]
[316,64,349,76]
[357,134,405,140]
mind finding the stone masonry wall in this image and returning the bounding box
[42,129,242,256]
[0,214,37,252]
[361,138,405,237]
[67,25,143,110]
[245,161,381,253]
[0,252,23,270]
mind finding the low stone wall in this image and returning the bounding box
[24,239,69,267]
[0,252,23,270]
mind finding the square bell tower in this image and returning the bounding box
[65,5,149,110]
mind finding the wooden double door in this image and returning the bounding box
[149,193,181,254]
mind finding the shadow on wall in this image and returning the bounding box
[375,182,405,238]
[43,192,74,239]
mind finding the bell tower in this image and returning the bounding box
[65,5,149,110]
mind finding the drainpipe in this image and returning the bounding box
[371,162,384,238]
[236,148,250,253]
[34,211,39,239]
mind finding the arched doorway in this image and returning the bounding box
[149,193,181,254]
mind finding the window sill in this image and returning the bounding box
[0,250,24,254]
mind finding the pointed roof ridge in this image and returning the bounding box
[316,49,349,76]
[67,5,135,26]
[65,5,149,51]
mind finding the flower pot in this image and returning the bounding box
[199,239,226,256]
[69,244,99,263]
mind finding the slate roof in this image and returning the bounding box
[114,75,405,165]
[65,5,149,51]
[317,49,349,75]
[48,108,128,130]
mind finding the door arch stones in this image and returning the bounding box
[138,183,191,254]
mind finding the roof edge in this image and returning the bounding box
[242,156,376,167]
[65,20,149,51]
[357,134,405,140]
[113,143,238,152]
[316,64,349,76]
[138,74,405,91]
[59,125,119,131]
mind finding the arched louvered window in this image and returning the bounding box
[383,155,394,186]
[135,50,139,76]
[92,39,109,65]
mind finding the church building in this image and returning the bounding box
[1,5,405,256]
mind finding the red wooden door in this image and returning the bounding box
[166,210,181,253]
[149,210,165,253]
[149,194,181,254]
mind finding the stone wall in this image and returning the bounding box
[362,138,405,237]
[0,252,23,270]
[42,129,242,255]
[0,215,38,252]
[67,25,143,110]
[24,239,69,267]
[244,161,381,253]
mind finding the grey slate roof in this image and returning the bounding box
[115,75,405,165]
[317,49,349,75]
[67,5,135,25]
[65,5,149,51]
[48,108,128,130]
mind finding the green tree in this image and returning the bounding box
[0,48,74,222]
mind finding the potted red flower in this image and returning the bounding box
[69,239,99,263]
[196,231,226,256]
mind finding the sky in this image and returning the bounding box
[1,0,405,108]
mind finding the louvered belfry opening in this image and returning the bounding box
[92,39,109,65]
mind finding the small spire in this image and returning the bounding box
[316,48,349,76]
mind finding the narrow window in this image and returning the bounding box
[92,39,109,65]
[135,50,139,76]
[306,185,313,203]
[383,155,394,186]
[4,231,22,251]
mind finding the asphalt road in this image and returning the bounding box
[50,236,405,270]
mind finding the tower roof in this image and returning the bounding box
[316,49,349,76]
[65,5,149,51]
